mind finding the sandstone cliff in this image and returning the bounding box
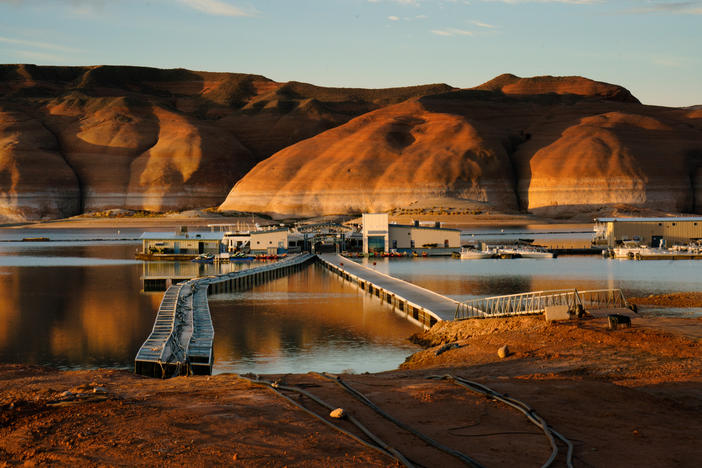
[2,66,701,221]
[219,99,519,216]
[0,108,80,220]
[0,64,450,220]
[221,78,702,218]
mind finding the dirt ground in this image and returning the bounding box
[628,292,702,308]
[2,314,701,467]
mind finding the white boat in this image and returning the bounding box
[519,249,555,259]
[459,247,494,259]
[497,246,555,259]
[612,241,649,259]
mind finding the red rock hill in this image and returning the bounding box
[0,64,450,220]
[221,76,702,218]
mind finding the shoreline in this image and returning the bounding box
[2,314,701,466]
[2,212,595,230]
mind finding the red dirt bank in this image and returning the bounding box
[1,315,701,467]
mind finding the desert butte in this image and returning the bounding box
[1,65,701,223]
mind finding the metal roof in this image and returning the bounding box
[139,232,224,241]
[389,224,461,232]
[595,217,702,223]
[250,228,289,235]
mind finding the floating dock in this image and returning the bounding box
[317,253,459,328]
[135,253,315,378]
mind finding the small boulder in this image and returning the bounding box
[498,345,510,359]
[329,408,346,419]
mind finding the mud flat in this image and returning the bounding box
[1,314,700,466]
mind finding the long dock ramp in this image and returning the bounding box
[317,253,460,329]
[135,253,315,377]
[455,288,632,320]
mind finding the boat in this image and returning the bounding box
[518,247,556,259]
[229,251,255,261]
[632,243,702,260]
[458,247,494,259]
[497,245,555,259]
[611,241,650,259]
[192,253,214,264]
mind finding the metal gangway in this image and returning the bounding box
[454,288,630,320]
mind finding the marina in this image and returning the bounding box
[3,219,702,375]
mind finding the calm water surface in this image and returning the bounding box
[2,226,702,372]
[356,256,702,317]
[0,234,420,372]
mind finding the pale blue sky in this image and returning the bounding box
[0,0,700,106]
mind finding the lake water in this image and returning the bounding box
[354,256,702,317]
[1,227,701,373]
[0,235,419,373]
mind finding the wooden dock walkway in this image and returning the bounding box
[317,253,460,328]
[135,253,315,378]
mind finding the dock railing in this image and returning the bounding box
[454,288,629,320]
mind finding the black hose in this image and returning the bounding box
[428,375,574,468]
[236,374,415,467]
[315,372,487,468]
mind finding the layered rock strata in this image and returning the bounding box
[0,108,80,220]
[219,100,519,217]
[0,64,450,220]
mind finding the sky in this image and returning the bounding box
[0,0,700,107]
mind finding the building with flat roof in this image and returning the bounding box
[362,213,389,254]
[249,228,289,255]
[361,213,461,254]
[594,217,702,247]
[139,228,224,259]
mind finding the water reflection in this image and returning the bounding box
[0,244,420,372]
[3,238,702,372]
[209,264,420,375]
[357,256,702,301]
[141,260,258,291]
[0,247,159,369]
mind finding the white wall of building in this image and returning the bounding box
[362,213,389,254]
[250,230,289,253]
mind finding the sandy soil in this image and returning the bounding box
[629,292,702,308]
[2,315,701,467]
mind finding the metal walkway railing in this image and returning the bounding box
[454,288,629,320]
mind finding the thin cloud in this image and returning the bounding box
[368,0,420,5]
[481,0,602,4]
[431,27,474,36]
[388,15,400,20]
[471,20,497,28]
[177,0,255,17]
[621,1,702,14]
[0,36,81,53]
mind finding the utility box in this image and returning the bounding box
[545,305,572,321]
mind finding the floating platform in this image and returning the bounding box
[134,253,316,378]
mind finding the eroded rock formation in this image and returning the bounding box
[1,65,701,220]
[220,99,519,216]
[222,80,702,218]
[0,64,450,220]
[0,108,80,220]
